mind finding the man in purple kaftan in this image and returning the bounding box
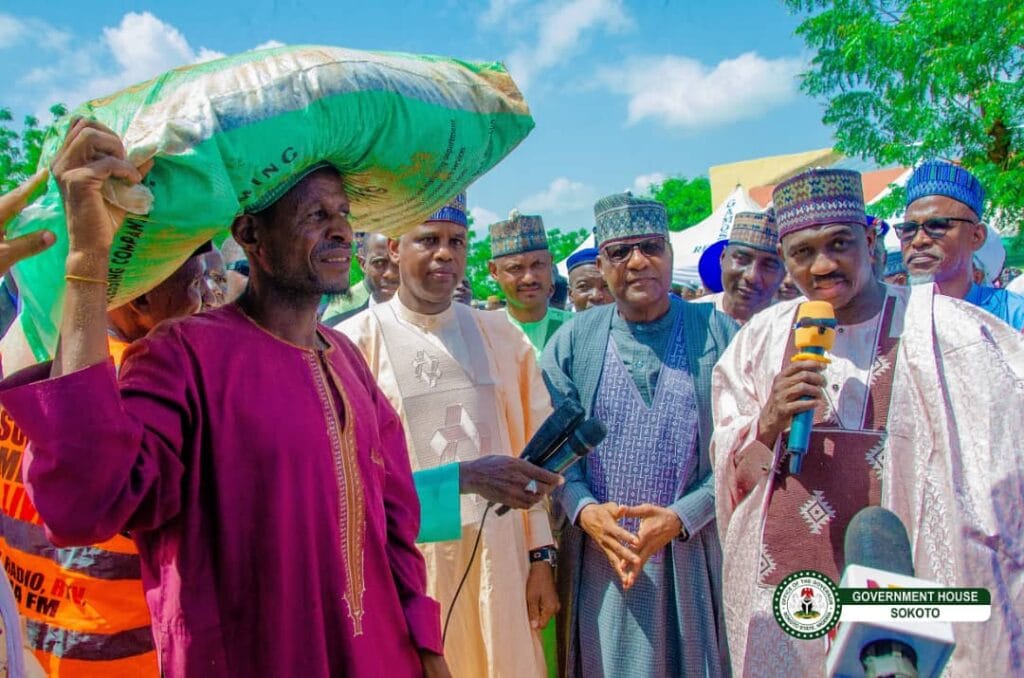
[0,120,447,677]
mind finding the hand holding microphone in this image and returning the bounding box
[756,301,836,473]
[495,417,607,516]
[756,361,827,449]
[459,456,563,510]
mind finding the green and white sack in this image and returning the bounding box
[5,45,533,362]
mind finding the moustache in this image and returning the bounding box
[313,242,351,257]
[812,273,846,286]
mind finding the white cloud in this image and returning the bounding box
[194,47,228,63]
[518,177,597,214]
[104,12,194,80]
[600,51,804,130]
[480,0,527,27]
[0,13,71,51]
[470,206,500,228]
[632,172,667,196]
[0,14,24,47]
[13,12,282,116]
[491,0,633,89]
[254,39,286,51]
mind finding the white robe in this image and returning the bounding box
[711,283,1024,677]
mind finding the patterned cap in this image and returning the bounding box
[566,247,599,272]
[729,211,779,253]
[772,168,867,239]
[593,192,668,246]
[426,192,468,226]
[905,160,985,219]
[489,210,548,258]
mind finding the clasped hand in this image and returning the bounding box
[578,502,682,589]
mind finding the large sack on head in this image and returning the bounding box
[7,45,534,362]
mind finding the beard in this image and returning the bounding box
[907,272,936,285]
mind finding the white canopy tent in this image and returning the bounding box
[667,186,764,285]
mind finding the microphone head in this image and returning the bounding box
[844,507,914,577]
[796,300,836,321]
[575,418,607,449]
[794,300,837,351]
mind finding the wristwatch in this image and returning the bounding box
[529,546,557,567]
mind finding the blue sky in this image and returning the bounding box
[0,0,835,234]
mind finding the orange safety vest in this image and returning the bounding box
[0,337,158,677]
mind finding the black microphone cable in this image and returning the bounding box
[441,502,493,645]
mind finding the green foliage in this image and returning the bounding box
[650,176,712,232]
[465,236,500,300]
[464,227,589,300]
[0,104,67,193]
[786,0,1024,239]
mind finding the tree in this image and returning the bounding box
[0,104,67,193]
[786,0,1024,238]
[647,176,712,232]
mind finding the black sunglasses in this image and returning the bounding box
[893,217,976,242]
[601,237,667,264]
[226,260,250,276]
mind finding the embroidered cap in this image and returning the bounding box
[593,192,668,246]
[773,168,867,239]
[566,247,599,272]
[426,192,468,226]
[729,211,779,253]
[698,211,781,293]
[905,160,985,219]
[489,210,548,258]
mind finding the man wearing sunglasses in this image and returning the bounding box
[900,160,1024,330]
[541,192,736,677]
[711,168,1024,677]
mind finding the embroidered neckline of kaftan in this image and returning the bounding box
[233,304,367,634]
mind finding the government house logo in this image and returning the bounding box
[773,570,841,639]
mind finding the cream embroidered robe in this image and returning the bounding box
[711,284,1024,677]
[341,297,553,678]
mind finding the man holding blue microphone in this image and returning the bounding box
[711,167,1024,677]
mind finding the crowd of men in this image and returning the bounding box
[0,118,1020,678]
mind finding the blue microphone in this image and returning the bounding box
[786,301,836,473]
